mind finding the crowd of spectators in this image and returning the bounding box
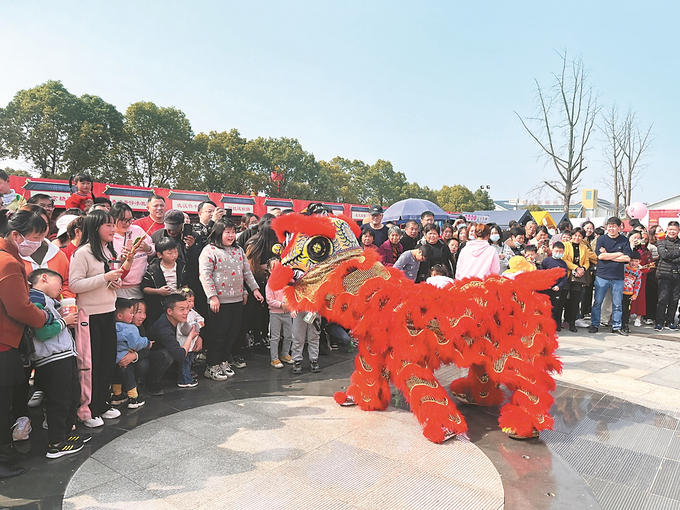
[1,170,678,478]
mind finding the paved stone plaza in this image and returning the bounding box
[2,324,680,509]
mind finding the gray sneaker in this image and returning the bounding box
[219,362,235,377]
[204,365,229,381]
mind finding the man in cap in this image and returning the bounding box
[150,209,195,263]
[367,205,389,247]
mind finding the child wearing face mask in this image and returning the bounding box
[541,242,569,331]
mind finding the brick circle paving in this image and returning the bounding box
[64,395,504,510]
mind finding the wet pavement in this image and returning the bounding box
[1,322,680,510]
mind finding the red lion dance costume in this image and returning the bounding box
[269,209,563,443]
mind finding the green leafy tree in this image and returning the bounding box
[253,137,319,199]
[64,94,124,176]
[437,184,477,212]
[473,188,494,210]
[354,159,407,206]
[177,129,267,194]
[402,182,440,204]
[314,157,365,203]
[2,167,32,177]
[1,80,82,176]
[121,102,194,187]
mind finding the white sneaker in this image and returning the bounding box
[219,362,235,377]
[575,319,589,328]
[82,416,104,428]
[28,390,44,408]
[12,417,31,441]
[634,318,642,327]
[101,408,121,420]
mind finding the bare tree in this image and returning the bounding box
[516,52,600,213]
[600,104,625,215]
[619,109,652,212]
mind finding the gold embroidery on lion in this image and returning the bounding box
[405,376,439,392]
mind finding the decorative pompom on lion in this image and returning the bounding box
[269,207,563,443]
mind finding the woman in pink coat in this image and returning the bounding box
[455,224,500,280]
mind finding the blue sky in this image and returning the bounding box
[1,1,677,205]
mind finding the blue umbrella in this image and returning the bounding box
[383,198,450,222]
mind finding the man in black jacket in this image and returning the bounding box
[656,221,680,330]
[145,293,201,396]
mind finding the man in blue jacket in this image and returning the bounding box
[589,217,632,335]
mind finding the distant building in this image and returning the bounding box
[646,194,680,228]
[494,189,615,218]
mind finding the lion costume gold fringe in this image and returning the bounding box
[269,211,563,443]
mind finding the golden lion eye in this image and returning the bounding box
[304,236,332,262]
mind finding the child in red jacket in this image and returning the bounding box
[65,174,95,212]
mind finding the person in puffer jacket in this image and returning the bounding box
[27,269,83,458]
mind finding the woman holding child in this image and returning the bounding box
[0,208,53,478]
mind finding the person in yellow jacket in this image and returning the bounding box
[563,227,598,331]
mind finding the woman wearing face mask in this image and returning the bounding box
[488,224,506,271]
[0,208,53,479]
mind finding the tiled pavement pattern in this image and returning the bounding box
[2,323,680,509]
[63,396,505,510]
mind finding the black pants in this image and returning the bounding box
[35,357,80,445]
[656,275,680,326]
[115,348,150,392]
[88,312,117,418]
[207,302,242,367]
[581,281,594,316]
[564,285,582,324]
[645,275,658,321]
[147,348,175,384]
[622,294,633,327]
[548,288,568,327]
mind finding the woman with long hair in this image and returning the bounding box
[69,210,124,428]
[630,231,653,327]
[0,208,52,478]
[645,226,663,324]
[488,224,506,272]
[243,221,279,356]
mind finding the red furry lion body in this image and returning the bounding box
[271,212,563,443]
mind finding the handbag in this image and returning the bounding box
[569,268,588,285]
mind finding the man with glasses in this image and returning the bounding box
[27,194,57,238]
[367,205,389,246]
[111,202,154,299]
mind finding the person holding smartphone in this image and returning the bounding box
[111,202,154,299]
[150,209,194,263]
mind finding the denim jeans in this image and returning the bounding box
[178,352,195,384]
[591,276,625,330]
